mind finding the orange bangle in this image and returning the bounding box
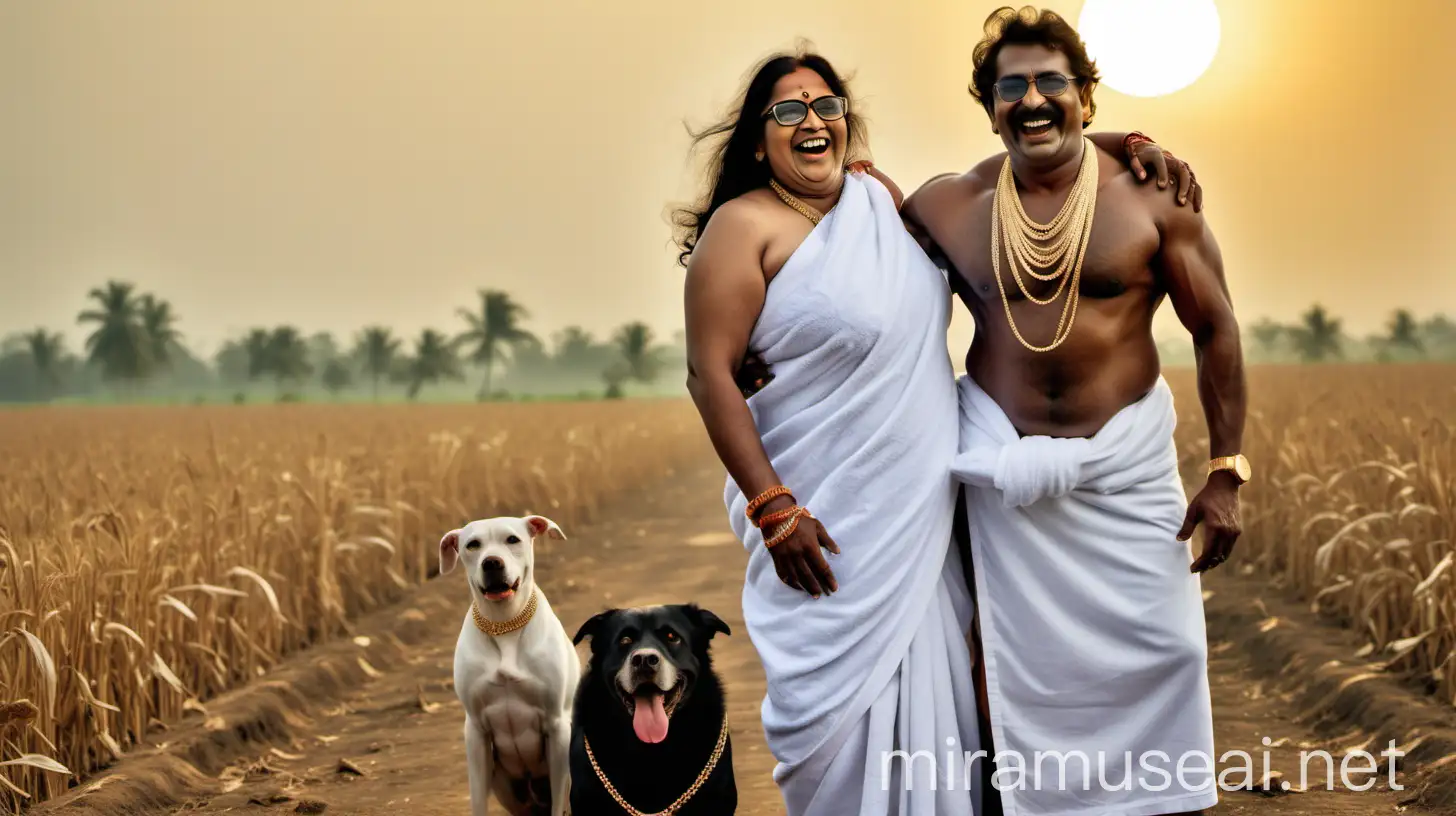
[764,513,802,548]
[746,486,793,521]
[1123,131,1154,150]
[757,506,799,529]
[764,506,811,548]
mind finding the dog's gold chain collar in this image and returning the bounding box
[583,713,728,816]
[470,587,538,636]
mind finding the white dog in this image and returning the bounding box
[440,515,579,816]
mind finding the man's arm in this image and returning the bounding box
[902,173,958,223]
[1157,194,1247,572]
[901,172,964,262]
[1159,201,1245,461]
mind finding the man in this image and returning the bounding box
[901,6,1246,816]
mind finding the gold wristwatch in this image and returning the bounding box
[1206,454,1251,484]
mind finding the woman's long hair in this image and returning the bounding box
[670,48,868,268]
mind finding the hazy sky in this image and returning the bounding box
[3,0,1453,359]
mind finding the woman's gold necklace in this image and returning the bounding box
[991,137,1099,353]
[770,178,825,226]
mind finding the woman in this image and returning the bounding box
[679,49,1196,814]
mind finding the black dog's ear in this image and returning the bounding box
[573,609,616,645]
[685,604,731,639]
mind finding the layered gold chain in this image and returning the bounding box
[991,137,1099,352]
[770,178,824,225]
[470,588,538,636]
[583,713,729,815]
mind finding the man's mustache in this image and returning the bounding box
[1013,105,1062,126]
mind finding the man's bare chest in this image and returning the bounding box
[937,189,1163,305]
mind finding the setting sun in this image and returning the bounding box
[1077,0,1221,97]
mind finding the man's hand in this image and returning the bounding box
[734,352,773,397]
[1178,471,1242,573]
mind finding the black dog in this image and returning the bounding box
[569,604,736,815]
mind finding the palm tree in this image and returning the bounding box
[266,327,313,396]
[243,328,274,382]
[307,332,340,369]
[213,338,250,385]
[552,326,595,365]
[76,280,150,385]
[138,294,182,372]
[23,328,65,401]
[456,290,535,400]
[352,326,401,401]
[1290,304,1343,363]
[1421,314,1456,359]
[1387,309,1423,354]
[1248,318,1284,359]
[1421,314,1454,343]
[399,329,463,400]
[613,321,663,383]
[602,359,630,399]
[320,359,353,398]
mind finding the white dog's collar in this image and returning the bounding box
[471,587,539,636]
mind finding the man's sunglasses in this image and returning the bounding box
[993,72,1082,103]
[762,95,848,127]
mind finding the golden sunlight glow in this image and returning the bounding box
[1077,0,1221,98]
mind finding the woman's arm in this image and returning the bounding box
[683,203,784,507]
[684,202,839,596]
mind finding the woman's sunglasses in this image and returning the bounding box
[993,72,1082,103]
[761,95,848,127]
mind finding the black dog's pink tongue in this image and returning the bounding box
[632,691,669,743]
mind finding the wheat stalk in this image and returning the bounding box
[0,399,713,810]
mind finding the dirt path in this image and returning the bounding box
[139,457,1425,815]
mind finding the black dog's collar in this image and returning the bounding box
[582,712,729,815]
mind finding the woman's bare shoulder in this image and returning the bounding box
[693,192,777,257]
[687,192,778,279]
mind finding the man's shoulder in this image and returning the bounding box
[922,156,1002,194]
[1130,169,1208,239]
[1083,138,1205,236]
[905,158,1000,219]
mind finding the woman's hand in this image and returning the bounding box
[1123,135,1202,211]
[760,500,839,598]
[846,159,905,209]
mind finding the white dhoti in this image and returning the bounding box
[725,173,983,814]
[953,374,1218,816]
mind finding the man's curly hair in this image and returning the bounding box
[968,6,1101,128]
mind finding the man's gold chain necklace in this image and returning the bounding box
[770,178,825,225]
[582,713,729,815]
[991,137,1099,352]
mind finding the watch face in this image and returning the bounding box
[1235,456,1251,481]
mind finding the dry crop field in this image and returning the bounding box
[1165,363,1456,702]
[0,399,715,810]
[0,363,1453,811]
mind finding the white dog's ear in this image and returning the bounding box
[525,515,566,541]
[439,530,461,574]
